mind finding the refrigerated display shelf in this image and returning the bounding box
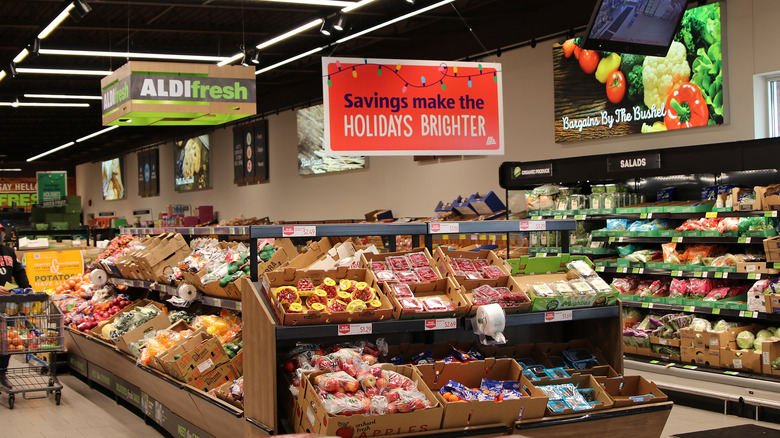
[591,235,766,245]
[621,300,779,322]
[598,265,774,281]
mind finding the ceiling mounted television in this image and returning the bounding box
[582,0,689,56]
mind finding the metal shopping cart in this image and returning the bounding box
[0,293,65,409]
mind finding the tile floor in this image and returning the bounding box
[2,357,780,438]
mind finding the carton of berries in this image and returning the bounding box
[458,277,532,316]
[433,248,512,282]
[383,278,469,320]
[362,248,444,285]
[262,267,394,325]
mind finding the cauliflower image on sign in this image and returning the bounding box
[642,41,690,109]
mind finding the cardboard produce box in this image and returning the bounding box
[262,267,394,325]
[362,247,443,284]
[535,375,614,416]
[681,346,720,367]
[212,379,243,410]
[132,233,190,282]
[143,320,201,372]
[91,299,170,355]
[600,376,668,408]
[679,324,759,350]
[763,236,780,263]
[457,276,532,316]
[258,238,299,275]
[156,331,236,390]
[720,346,762,372]
[433,247,511,282]
[415,358,548,426]
[758,184,780,211]
[736,262,780,274]
[384,278,469,319]
[283,237,354,271]
[382,341,477,364]
[760,339,780,376]
[731,187,762,211]
[298,365,443,436]
[764,294,780,314]
[181,267,245,300]
[536,339,610,372]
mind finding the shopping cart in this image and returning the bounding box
[0,293,65,409]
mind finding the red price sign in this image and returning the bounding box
[282,226,317,237]
[424,318,457,330]
[544,310,573,323]
[337,323,373,336]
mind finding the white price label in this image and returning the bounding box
[647,213,653,219]
[424,318,457,330]
[722,272,728,279]
[544,310,573,323]
[518,220,547,231]
[639,268,645,274]
[338,323,372,336]
[764,351,771,365]
[733,359,743,369]
[658,338,668,345]
[710,339,719,347]
[746,264,757,272]
[282,225,317,237]
[197,358,214,373]
[429,223,460,234]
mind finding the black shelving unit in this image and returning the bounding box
[591,235,767,245]
[425,219,578,254]
[122,226,251,236]
[622,300,780,322]
[111,278,243,311]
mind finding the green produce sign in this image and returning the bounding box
[36,171,67,206]
[553,3,723,143]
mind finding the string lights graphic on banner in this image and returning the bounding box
[325,59,499,92]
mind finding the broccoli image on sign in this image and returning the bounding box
[553,3,723,143]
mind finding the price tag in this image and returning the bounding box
[532,216,542,221]
[640,213,648,219]
[544,310,573,322]
[748,273,759,280]
[575,215,586,221]
[609,237,616,243]
[650,360,660,364]
[338,323,373,336]
[553,215,563,220]
[702,272,709,278]
[683,365,698,370]
[647,213,653,219]
[618,237,625,242]
[424,318,457,330]
[765,211,778,218]
[664,362,675,367]
[705,212,718,218]
[459,234,466,240]
[722,272,729,279]
[212,298,222,308]
[620,267,628,274]
[712,308,721,315]
[739,311,746,317]
[235,302,242,311]
[517,221,547,232]
[648,303,654,309]
[631,268,640,274]
[641,302,650,308]
[684,306,695,313]
[658,338,668,345]
[597,266,605,272]
[753,311,760,318]
[675,237,684,243]
[724,371,739,376]
[282,225,317,237]
[672,271,681,277]
[745,311,754,318]
[639,268,645,274]
[715,272,724,279]
[538,253,548,258]
[694,272,703,278]
[441,235,449,240]
[733,359,743,369]
[188,227,195,235]
[489,235,497,241]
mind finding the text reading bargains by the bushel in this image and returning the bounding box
[342,93,487,138]
[562,104,665,132]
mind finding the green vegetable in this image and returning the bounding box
[736,330,756,349]
[219,276,230,287]
[174,354,182,360]
[619,53,645,78]
[228,262,239,275]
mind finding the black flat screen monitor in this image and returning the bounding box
[582,0,689,56]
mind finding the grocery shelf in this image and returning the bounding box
[591,235,766,245]
[273,317,462,340]
[427,219,577,234]
[250,223,428,239]
[621,300,780,322]
[110,278,242,311]
[464,306,620,330]
[120,226,251,236]
[597,265,773,281]
[531,210,779,221]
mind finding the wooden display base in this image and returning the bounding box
[515,402,673,437]
[65,329,244,438]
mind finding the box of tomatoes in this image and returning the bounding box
[261,267,394,325]
[414,358,548,427]
[298,364,443,436]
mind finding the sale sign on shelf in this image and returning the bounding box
[322,57,504,156]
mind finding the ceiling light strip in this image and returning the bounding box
[0,169,22,172]
[255,47,324,75]
[0,71,6,83]
[16,68,112,76]
[259,0,354,6]
[341,0,378,13]
[27,125,120,162]
[24,93,102,100]
[256,19,323,50]
[217,52,244,67]
[13,49,30,64]
[39,48,230,63]
[38,3,75,39]
[336,0,454,44]
[0,102,90,108]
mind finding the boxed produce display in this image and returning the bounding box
[383,278,468,319]
[536,340,608,373]
[383,341,480,365]
[363,248,443,284]
[92,300,170,355]
[132,233,190,282]
[415,358,548,426]
[600,376,668,408]
[731,188,762,211]
[180,240,251,299]
[263,267,394,325]
[458,277,532,316]
[760,339,780,376]
[258,238,299,275]
[212,378,244,409]
[433,248,511,282]
[720,346,762,372]
[284,237,355,271]
[508,256,617,312]
[535,375,614,416]
[155,331,237,390]
[297,364,444,436]
[134,320,198,370]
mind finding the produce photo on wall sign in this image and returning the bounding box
[101,158,125,201]
[554,2,723,143]
[297,104,365,175]
[174,134,211,191]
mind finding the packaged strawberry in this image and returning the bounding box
[370,261,388,271]
[374,270,397,282]
[398,297,423,311]
[481,265,506,278]
[407,252,430,268]
[395,270,421,284]
[414,266,439,282]
[421,296,455,312]
[386,256,412,271]
[389,282,414,298]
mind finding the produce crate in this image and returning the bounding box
[384,278,469,319]
[457,276,532,316]
[535,375,614,416]
[433,247,511,283]
[601,376,668,407]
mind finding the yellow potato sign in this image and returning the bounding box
[23,250,84,290]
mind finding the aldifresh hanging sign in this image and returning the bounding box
[322,57,504,156]
[101,61,256,126]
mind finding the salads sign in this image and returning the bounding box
[553,3,724,142]
[322,57,504,156]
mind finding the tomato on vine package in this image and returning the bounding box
[407,252,430,268]
[481,265,506,278]
[387,256,412,271]
[399,297,424,311]
[395,270,421,284]
[421,296,455,312]
[389,282,414,298]
[414,266,439,282]
[296,278,315,292]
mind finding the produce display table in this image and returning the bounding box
[64,328,243,438]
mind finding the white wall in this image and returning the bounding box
[77,0,779,222]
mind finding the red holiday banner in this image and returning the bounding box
[322,57,504,156]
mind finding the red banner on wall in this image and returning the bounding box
[322,57,504,156]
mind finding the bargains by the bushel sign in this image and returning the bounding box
[322,57,504,156]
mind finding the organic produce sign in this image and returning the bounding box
[322,57,504,156]
[554,3,723,142]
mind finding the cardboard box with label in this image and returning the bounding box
[679,324,758,350]
[156,331,230,385]
[415,358,548,426]
[457,276,532,316]
[681,346,720,367]
[764,236,780,263]
[91,300,171,356]
[263,267,394,325]
[188,361,240,391]
[433,247,511,282]
[181,267,246,300]
[720,346,762,373]
[132,233,191,282]
[362,247,443,283]
[731,187,762,211]
[298,365,443,436]
[760,339,780,376]
[383,277,469,319]
[534,375,614,416]
[600,376,668,408]
[736,262,780,274]
[758,184,780,211]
